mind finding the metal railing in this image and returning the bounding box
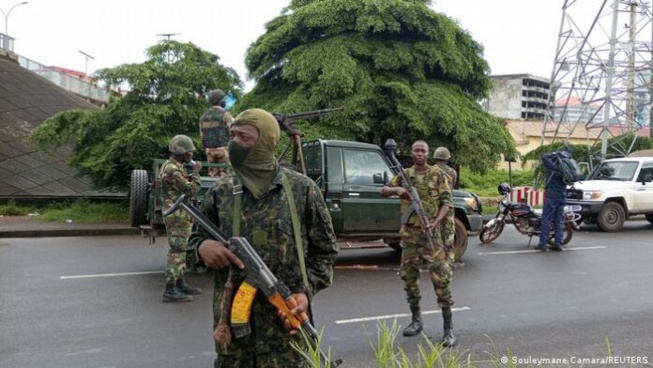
[17,55,111,103]
[1,33,110,104]
[0,33,14,52]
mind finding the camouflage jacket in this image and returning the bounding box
[160,158,201,222]
[187,166,338,298]
[436,163,458,189]
[389,165,453,228]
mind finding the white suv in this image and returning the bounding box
[567,157,653,232]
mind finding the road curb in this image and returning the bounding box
[0,228,139,238]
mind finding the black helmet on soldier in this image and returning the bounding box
[498,182,511,195]
[208,89,226,107]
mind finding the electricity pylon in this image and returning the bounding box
[541,0,653,165]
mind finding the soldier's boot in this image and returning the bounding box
[440,307,457,347]
[402,306,423,337]
[176,278,203,295]
[162,281,193,303]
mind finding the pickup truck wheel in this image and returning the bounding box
[646,214,653,224]
[453,218,468,262]
[129,169,149,227]
[597,202,626,232]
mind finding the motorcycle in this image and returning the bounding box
[479,183,582,247]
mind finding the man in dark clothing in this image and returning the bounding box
[537,151,568,252]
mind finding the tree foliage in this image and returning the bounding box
[238,0,516,171]
[29,41,243,191]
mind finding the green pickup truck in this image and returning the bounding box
[129,139,483,261]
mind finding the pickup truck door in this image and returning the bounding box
[339,147,400,233]
[632,161,653,212]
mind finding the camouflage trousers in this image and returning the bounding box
[206,147,230,178]
[399,226,454,309]
[163,212,192,283]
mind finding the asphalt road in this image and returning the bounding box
[1,221,652,367]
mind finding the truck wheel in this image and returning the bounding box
[453,218,468,262]
[547,221,573,246]
[129,169,149,227]
[597,202,626,232]
[646,214,653,225]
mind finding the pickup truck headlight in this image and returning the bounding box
[582,190,603,200]
[464,197,478,211]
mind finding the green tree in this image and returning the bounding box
[238,0,515,171]
[29,40,243,191]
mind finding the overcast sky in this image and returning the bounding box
[5,0,569,89]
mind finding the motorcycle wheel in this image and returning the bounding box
[547,221,573,246]
[479,221,505,244]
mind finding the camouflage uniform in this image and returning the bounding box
[389,165,455,309]
[187,166,338,368]
[199,106,234,177]
[434,162,457,249]
[161,159,201,283]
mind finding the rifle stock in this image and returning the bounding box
[383,139,436,250]
[163,195,342,368]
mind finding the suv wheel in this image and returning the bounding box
[129,170,149,227]
[597,202,626,232]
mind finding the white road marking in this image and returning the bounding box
[60,271,162,280]
[477,246,606,255]
[335,306,471,325]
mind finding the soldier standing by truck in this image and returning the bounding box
[160,135,203,302]
[433,146,460,268]
[199,89,233,177]
[380,140,457,347]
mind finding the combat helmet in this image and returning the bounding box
[434,147,451,160]
[169,134,196,154]
[208,89,226,106]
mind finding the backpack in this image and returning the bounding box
[555,152,583,185]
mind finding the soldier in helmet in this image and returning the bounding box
[160,135,203,302]
[433,146,460,269]
[199,89,234,177]
[433,147,457,189]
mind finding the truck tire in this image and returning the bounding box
[129,169,149,227]
[453,218,468,262]
[597,202,626,232]
[646,214,653,225]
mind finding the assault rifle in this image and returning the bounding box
[383,138,435,250]
[274,107,344,174]
[163,194,343,368]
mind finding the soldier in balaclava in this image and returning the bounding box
[199,89,233,177]
[186,108,338,366]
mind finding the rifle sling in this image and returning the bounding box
[231,172,309,291]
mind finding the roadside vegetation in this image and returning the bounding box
[297,320,620,368]
[0,168,533,221]
[0,199,128,223]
